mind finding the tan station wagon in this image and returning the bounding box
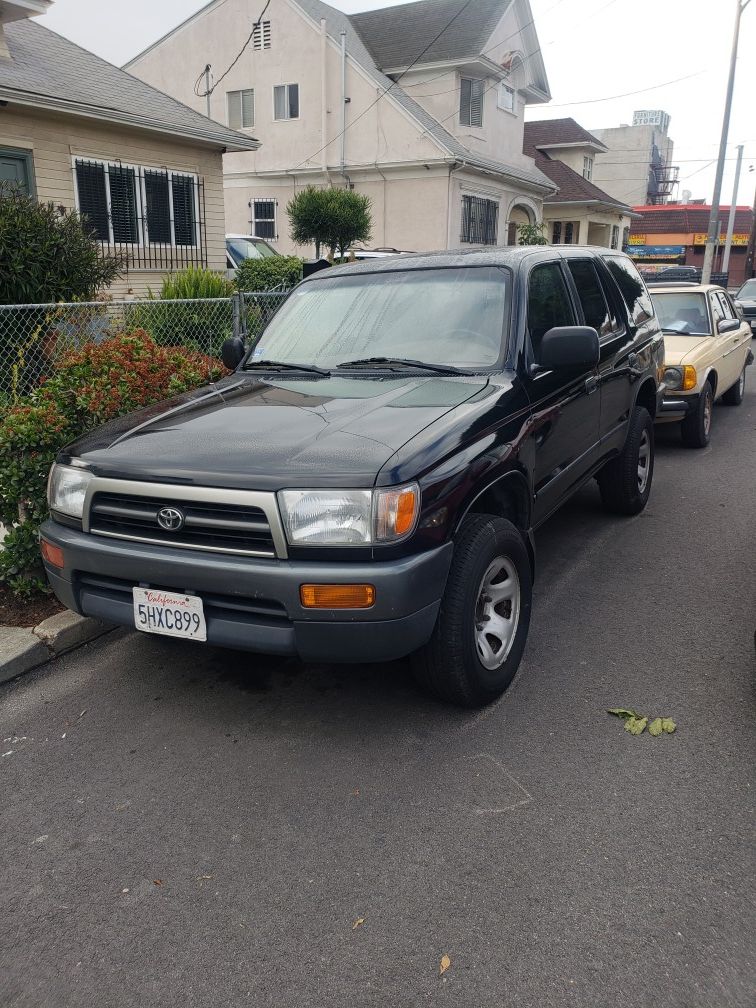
[649,283,753,448]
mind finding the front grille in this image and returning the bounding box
[89,492,276,557]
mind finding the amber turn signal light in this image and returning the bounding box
[300,584,376,609]
[40,539,65,569]
[681,366,697,391]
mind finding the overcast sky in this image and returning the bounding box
[39,0,756,210]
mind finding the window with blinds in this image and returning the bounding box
[461,195,498,245]
[252,199,277,240]
[228,89,255,129]
[73,159,205,265]
[253,20,271,50]
[460,77,484,128]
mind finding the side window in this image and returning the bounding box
[715,291,735,320]
[604,255,654,325]
[567,260,618,337]
[710,293,725,326]
[527,263,576,363]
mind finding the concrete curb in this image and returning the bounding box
[0,611,112,686]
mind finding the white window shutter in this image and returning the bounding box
[228,91,242,129]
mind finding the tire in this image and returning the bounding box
[681,381,713,448]
[412,514,532,708]
[597,406,654,515]
[722,367,746,406]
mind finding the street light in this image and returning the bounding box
[701,0,752,284]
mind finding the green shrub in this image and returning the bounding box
[236,255,303,292]
[0,332,228,595]
[158,266,234,300]
[0,184,122,304]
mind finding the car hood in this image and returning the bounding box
[62,373,490,491]
[663,333,713,365]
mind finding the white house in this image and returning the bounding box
[126,0,557,254]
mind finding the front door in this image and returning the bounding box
[0,148,34,195]
[522,260,601,526]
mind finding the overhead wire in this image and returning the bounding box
[292,0,476,171]
[194,0,272,99]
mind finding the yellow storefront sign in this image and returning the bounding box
[692,233,749,246]
[628,235,646,245]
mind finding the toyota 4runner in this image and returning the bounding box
[41,248,663,708]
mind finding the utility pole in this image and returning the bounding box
[204,64,212,120]
[702,0,752,283]
[722,144,744,278]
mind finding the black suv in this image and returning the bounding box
[41,248,663,708]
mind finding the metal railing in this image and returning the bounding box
[0,291,290,403]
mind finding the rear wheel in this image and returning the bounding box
[412,514,532,708]
[681,381,713,448]
[597,407,654,515]
[722,367,746,406]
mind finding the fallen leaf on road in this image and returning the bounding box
[353,918,365,930]
[662,718,676,734]
[440,955,451,975]
[153,879,163,886]
[624,716,648,736]
[648,718,663,737]
[608,708,639,720]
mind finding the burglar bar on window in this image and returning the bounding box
[73,159,208,269]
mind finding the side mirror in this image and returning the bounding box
[717,318,740,334]
[538,326,600,372]
[734,300,744,311]
[221,337,246,370]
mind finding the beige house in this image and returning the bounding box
[0,0,259,297]
[127,0,558,255]
[523,119,634,249]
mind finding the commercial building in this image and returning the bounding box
[590,110,678,208]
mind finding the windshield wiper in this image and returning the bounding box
[336,357,469,376]
[243,359,331,376]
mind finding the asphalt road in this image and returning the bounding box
[2,382,755,1008]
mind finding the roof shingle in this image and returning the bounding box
[0,19,259,151]
[351,0,511,69]
[631,205,754,234]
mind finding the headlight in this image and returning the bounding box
[279,484,420,546]
[664,365,697,392]
[47,463,93,519]
[663,366,684,391]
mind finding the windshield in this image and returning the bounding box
[249,267,510,370]
[649,292,711,335]
[737,280,756,299]
[227,237,278,262]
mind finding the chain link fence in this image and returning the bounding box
[0,291,289,403]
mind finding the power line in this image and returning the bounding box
[293,0,476,171]
[195,0,271,99]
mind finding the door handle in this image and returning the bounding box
[585,375,598,394]
[628,352,639,367]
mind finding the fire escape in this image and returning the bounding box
[647,144,679,205]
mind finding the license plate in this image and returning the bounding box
[132,587,207,642]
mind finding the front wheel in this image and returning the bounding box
[412,515,533,708]
[722,367,746,406]
[597,406,655,515]
[681,381,713,448]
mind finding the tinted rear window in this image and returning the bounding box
[604,256,654,325]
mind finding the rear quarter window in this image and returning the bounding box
[603,255,654,326]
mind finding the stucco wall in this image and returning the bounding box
[0,104,227,298]
[541,205,632,248]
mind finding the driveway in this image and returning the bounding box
[2,386,755,1008]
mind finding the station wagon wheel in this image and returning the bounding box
[722,367,746,406]
[597,406,655,516]
[681,380,714,448]
[412,514,532,708]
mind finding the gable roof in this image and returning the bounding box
[528,153,632,212]
[0,18,259,151]
[351,0,511,70]
[294,0,555,191]
[523,118,607,155]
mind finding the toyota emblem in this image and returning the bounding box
[156,507,185,532]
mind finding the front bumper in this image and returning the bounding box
[40,521,453,664]
[657,394,694,423]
